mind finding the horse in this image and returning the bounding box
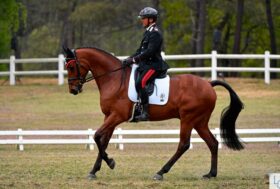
[63,46,244,180]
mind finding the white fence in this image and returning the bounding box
[0,51,279,85]
[0,128,279,151]
[0,54,65,85]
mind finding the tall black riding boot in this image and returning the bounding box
[135,103,149,121]
[135,88,149,121]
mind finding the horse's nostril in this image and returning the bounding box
[70,89,78,95]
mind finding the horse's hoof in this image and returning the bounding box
[108,159,115,169]
[202,174,211,180]
[88,174,97,180]
[202,173,216,179]
[153,174,163,181]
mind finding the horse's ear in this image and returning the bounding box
[62,45,75,58]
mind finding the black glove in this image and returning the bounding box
[122,57,135,67]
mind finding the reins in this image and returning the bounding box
[83,66,126,84]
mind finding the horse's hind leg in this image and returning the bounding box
[154,120,192,180]
[195,126,219,178]
[88,153,102,179]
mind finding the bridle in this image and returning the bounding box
[65,51,86,92]
[65,50,127,89]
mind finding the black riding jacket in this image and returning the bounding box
[132,24,169,72]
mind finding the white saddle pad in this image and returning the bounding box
[128,64,170,105]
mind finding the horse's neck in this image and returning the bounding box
[87,49,126,95]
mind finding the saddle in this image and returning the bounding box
[128,64,170,105]
[128,65,170,122]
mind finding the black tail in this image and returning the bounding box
[211,80,244,150]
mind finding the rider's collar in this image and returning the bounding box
[146,23,156,32]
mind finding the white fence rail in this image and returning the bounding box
[0,128,279,151]
[0,51,279,85]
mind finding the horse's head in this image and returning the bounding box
[63,46,88,95]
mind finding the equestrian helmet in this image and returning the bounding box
[138,7,158,19]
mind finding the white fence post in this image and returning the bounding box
[9,55,16,85]
[58,54,65,85]
[215,128,222,149]
[87,128,94,150]
[211,51,217,81]
[264,51,270,84]
[189,142,193,149]
[116,128,124,150]
[17,128,24,151]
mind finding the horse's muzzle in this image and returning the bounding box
[70,85,83,95]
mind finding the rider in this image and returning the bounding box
[123,7,169,121]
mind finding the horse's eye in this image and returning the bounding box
[68,66,75,72]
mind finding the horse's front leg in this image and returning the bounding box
[95,129,116,169]
[88,129,115,179]
[88,114,122,179]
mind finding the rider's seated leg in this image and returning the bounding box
[135,89,149,121]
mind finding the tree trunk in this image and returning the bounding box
[152,0,164,51]
[213,13,230,78]
[265,0,277,79]
[212,13,229,51]
[196,0,206,76]
[190,1,199,68]
[231,0,244,77]
[11,4,26,82]
[60,1,77,51]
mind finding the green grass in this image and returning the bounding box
[0,144,279,189]
[0,78,280,188]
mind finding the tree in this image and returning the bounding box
[212,12,231,77]
[265,0,277,78]
[59,0,78,52]
[160,0,192,68]
[231,0,244,77]
[4,0,278,79]
[0,0,23,58]
[212,13,230,51]
[195,0,206,74]
[190,1,199,68]
[0,0,26,75]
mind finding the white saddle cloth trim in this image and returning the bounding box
[128,64,170,105]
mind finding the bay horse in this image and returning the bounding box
[63,46,244,180]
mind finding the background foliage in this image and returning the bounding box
[0,0,279,77]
